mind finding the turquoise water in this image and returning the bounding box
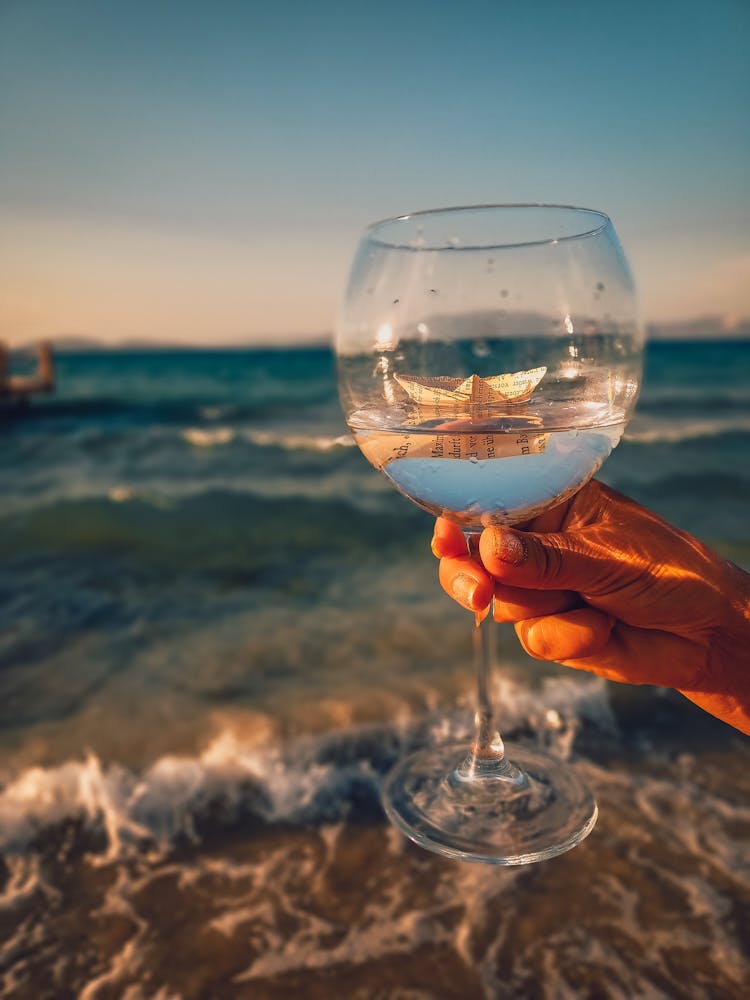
[0,341,748,997]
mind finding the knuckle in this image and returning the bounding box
[493,601,515,623]
[537,536,566,583]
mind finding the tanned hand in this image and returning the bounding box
[431,480,750,735]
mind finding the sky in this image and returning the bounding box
[1,0,748,345]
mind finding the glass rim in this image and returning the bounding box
[365,203,611,251]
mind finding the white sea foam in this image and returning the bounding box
[77,868,150,1000]
[242,428,355,452]
[0,732,370,858]
[624,415,750,444]
[182,426,236,447]
[180,426,354,451]
[2,691,747,1000]
[0,675,610,859]
[105,486,174,508]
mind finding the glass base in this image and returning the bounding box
[382,742,597,865]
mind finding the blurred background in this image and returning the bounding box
[0,2,748,998]
[1,0,748,346]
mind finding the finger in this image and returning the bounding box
[516,608,615,662]
[438,554,494,611]
[492,585,580,622]
[479,524,615,595]
[515,616,703,692]
[557,622,703,690]
[431,517,469,559]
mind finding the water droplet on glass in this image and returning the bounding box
[596,282,605,291]
[500,289,508,298]
[448,236,460,247]
[472,340,490,358]
[393,298,400,305]
[428,288,439,295]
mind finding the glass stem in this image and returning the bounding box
[451,532,525,785]
[472,606,504,760]
[454,605,522,783]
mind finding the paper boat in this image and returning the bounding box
[354,366,549,467]
[394,367,546,407]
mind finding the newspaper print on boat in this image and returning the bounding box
[356,367,549,468]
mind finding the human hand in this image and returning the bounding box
[432,480,750,734]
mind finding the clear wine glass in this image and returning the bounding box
[335,204,643,864]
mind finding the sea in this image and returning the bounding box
[0,340,749,999]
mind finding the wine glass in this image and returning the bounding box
[335,204,643,864]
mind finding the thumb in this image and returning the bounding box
[479,524,613,595]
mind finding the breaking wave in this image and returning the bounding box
[0,675,612,859]
[625,415,750,444]
[181,427,355,452]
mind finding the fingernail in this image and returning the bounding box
[451,572,478,607]
[430,533,441,557]
[491,530,528,566]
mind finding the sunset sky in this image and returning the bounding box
[1,0,748,345]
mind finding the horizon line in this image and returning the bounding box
[8,313,750,352]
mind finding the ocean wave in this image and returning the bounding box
[180,426,355,451]
[624,415,750,444]
[1,687,747,1000]
[242,429,355,452]
[0,676,611,858]
[11,396,204,425]
[182,426,236,447]
[0,731,383,857]
[180,419,750,452]
[0,489,414,572]
[199,404,232,421]
[9,395,338,431]
[637,390,750,413]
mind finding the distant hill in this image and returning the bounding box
[49,336,113,352]
[47,334,332,352]
[16,315,750,352]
